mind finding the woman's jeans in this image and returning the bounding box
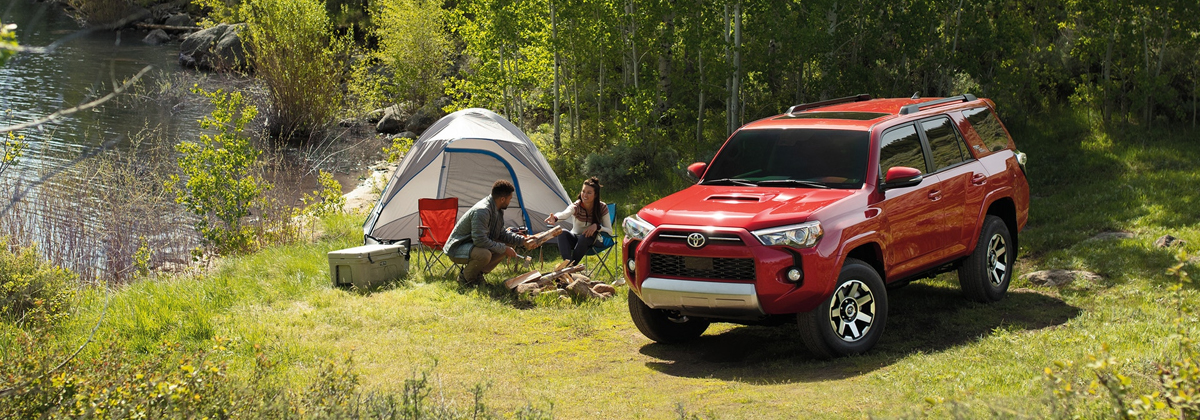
[557,231,597,265]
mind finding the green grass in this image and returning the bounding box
[36,110,1200,418]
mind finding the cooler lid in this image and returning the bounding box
[327,244,407,259]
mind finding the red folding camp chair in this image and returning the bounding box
[416,197,459,276]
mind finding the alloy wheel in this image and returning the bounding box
[987,233,1008,286]
[827,279,876,342]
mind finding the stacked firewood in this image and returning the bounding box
[503,261,618,299]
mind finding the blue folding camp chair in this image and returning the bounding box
[583,203,618,280]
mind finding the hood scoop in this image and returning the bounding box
[705,193,776,203]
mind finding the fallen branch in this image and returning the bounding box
[134,23,201,32]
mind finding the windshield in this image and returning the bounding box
[702,128,869,189]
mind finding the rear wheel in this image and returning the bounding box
[628,291,710,343]
[958,215,1013,302]
[798,258,888,359]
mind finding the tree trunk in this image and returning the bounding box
[657,6,675,118]
[696,48,704,160]
[551,0,561,150]
[732,2,742,130]
[724,3,732,136]
[1102,23,1115,122]
[1142,14,1151,127]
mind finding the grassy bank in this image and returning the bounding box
[10,109,1200,418]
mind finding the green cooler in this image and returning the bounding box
[328,240,410,291]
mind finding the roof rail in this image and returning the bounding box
[786,94,872,115]
[898,93,978,115]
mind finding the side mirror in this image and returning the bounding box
[687,162,708,181]
[881,166,923,190]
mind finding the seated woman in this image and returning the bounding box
[544,177,612,266]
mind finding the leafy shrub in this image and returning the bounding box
[0,21,15,68]
[383,136,413,163]
[0,335,552,418]
[1044,250,1200,419]
[168,87,270,255]
[349,0,451,110]
[581,143,678,189]
[243,0,350,140]
[0,239,75,328]
[299,170,345,218]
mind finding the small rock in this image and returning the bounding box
[1155,235,1185,248]
[1088,231,1136,241]
[142,29,170,45]
[592,284,616,295]
[398,131,417,139]
[1021,269,1102,287]
[164,13,196,28]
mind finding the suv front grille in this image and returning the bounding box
[656,230,745,246]
[649,253,756,281]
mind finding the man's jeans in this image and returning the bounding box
[449,246,506,283]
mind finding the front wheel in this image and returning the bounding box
[628,291,710,344]
[958,215,1014,303]
[797,258,888,359]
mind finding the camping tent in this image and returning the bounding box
[363,108,572,245]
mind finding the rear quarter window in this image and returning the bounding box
[963,107,1011,153]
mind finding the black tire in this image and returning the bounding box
[797,258,888,359]
[958,215,1014,303]
[628,291,710,344]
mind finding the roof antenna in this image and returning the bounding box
[910,92,920,100]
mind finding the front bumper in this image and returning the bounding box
[638,277,764,320]
[624,225,838,318]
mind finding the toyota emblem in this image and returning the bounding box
[686,232,707,249]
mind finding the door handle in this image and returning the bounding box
[927,190,942,201]
[971,173,987,185]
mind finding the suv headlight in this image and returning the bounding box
[753,221,823,249]
[622,215,655,240]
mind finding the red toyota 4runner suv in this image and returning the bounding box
[620,94,1029,358]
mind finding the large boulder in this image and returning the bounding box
[375,105,409,134]
[142,29,170,45]
[164,13,196,28]
[404,106,441,135]
[179,23,251,72]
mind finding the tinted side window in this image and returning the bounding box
[879,125,927,174]
[922,117,968,171]
[963,107,1010,152]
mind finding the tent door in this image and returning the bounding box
[441,149,532,230]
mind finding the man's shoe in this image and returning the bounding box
[458,273,484,287]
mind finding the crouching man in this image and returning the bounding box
[444,180,528,286]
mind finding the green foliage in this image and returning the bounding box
[243,0,350,140]
[1,126,24,177]
[349,0,451,110]
[382,136,413,163]
[168,87,269,255]
[0,333,535,419]
[0,239,75,328]
[0,22,15,67]
[299,170,345,218]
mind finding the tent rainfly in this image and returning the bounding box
[363,108,572,246]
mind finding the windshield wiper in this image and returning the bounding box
[702,178,757,186]
[755,179,831,189]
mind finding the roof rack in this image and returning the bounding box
[786,94,872,115]
[898,93,978,115]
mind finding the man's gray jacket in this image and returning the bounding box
[444,195,524,260]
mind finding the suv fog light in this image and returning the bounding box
[786,267,803,283]
[627,259,637,273]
